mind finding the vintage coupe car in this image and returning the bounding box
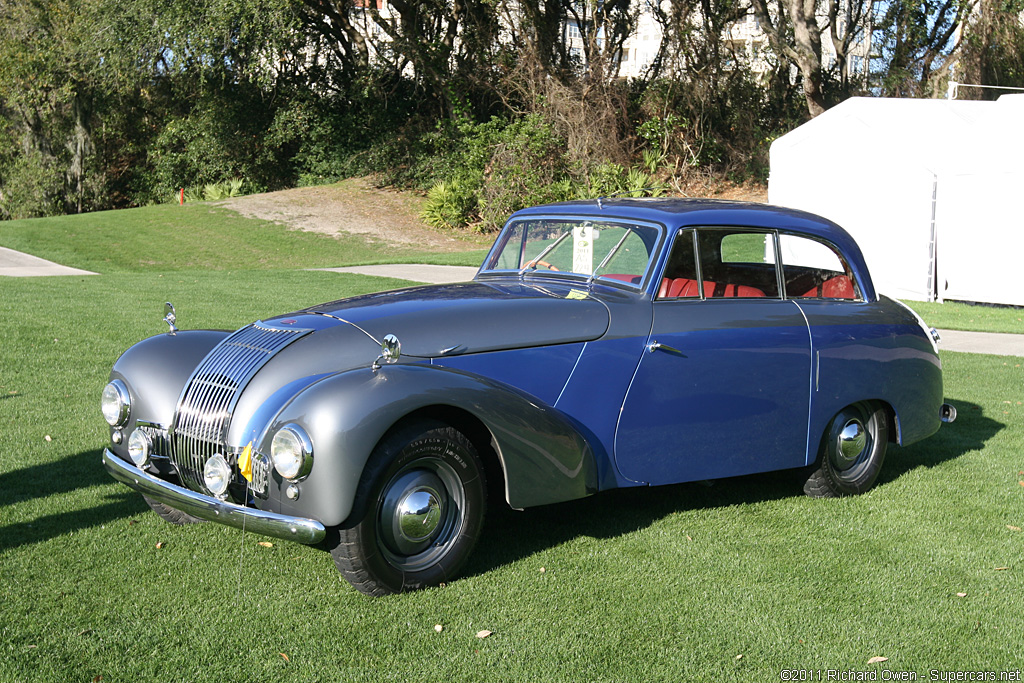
[102,198,956,595]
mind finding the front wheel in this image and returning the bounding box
[329,421,487,596]
[803,401,889,498]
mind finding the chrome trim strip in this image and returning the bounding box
[103,449,326,545]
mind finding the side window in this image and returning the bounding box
[658,228,781,299]
[657,230,701,299]
[776,234,860,300]
[698,229,780,298]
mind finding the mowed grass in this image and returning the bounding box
[0,202,487,273]
[904,299,1024,335]
[1,206,1022,681]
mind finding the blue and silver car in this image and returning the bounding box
[101,198,956,595]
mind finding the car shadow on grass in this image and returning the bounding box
[877,397,1002,485]
[0,446,150,553]
[466,397,1000,580]
[0,446,115,507]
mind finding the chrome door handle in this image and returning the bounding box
[647,341,682,355]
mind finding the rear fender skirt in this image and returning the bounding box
[263,363,598,527]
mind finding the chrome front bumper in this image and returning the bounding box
[103,449,326,544]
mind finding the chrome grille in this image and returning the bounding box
[137,422,171,459]
[170,322,308,492]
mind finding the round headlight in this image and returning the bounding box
[270,425,313,481]
[127,429,152,468]
[203,454,231,497]
[101,380,131,427]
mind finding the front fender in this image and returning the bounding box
[264,363,598,527]
[110,330,231,430]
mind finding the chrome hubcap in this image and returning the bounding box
[397,488,443,543]
[835,419,867,469]
[379,467,455,560]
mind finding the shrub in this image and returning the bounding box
[421,180,477,230]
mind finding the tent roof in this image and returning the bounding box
[771,96,1002,176]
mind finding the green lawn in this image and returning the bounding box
[1,207,1022,681]
[903,299,1024,335]
[0,202,487,273]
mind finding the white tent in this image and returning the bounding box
[768,95,1024,307]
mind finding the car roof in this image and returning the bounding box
[508,198,877,301]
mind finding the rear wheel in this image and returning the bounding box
[329,421,486,596]
[803,402,889,498]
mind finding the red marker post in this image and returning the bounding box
[180,188,184,205]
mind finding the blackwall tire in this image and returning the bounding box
[329,421,487,596]
[803,402,889,498]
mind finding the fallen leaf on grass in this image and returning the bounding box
[734,654,743,660]
[434,624,443,633]
[258,541,273,548]
[995,567,1009,571]
[93,676,103,682]
[279,653,290,663]
[956,592,967,598]
[476,630,493,639]
[155,542,165,549]
[867,657,889,665]
[1007,526,1021,532]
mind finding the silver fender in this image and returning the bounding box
[110,330,231,430]
[263,363,598,527]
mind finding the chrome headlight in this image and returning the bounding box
[203,454,231,497]
[101,380,131,427]
[127,428,152,468]
[270,425,313,481]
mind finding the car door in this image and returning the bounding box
[614,228,813,485]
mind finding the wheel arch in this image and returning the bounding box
[266,363,598,527]
[387,405,508,509]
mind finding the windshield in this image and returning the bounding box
[482,218,662,287]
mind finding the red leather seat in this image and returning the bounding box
[659,278,765,299]
[801,276,856,299]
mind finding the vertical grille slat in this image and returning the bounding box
[170,322,308,492]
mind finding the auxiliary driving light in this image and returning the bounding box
[127,428,152,468]
[203,454,231,497]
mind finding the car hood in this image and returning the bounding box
[270,280,610,358]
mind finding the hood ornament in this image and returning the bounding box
[372,333,401,372]
[163,302,178,334]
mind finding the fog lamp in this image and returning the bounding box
[127,429,152,468]
[203,454,231,497]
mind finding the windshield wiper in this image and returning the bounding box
[588,230,633,284]
[519,229,572,277]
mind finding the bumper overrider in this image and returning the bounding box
[103,449,326,544]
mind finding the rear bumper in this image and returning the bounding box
[103,449,326,545]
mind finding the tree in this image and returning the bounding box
[874,0,972,97]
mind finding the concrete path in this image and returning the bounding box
[0,246,96,277]
[936,329,1024,357]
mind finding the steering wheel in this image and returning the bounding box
[525,259,560,271]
